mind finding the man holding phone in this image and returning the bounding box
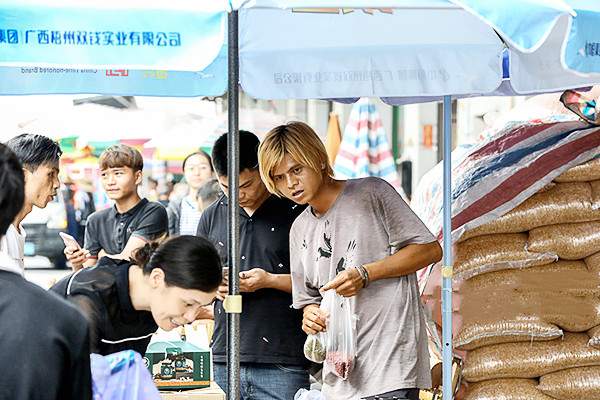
[1,134,62,275]
[197,131,309,400]
[65,145,168,270]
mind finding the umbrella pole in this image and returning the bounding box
[227,8,241,400]
[441,95,454,399]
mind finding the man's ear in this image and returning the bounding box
[134,170,143,186]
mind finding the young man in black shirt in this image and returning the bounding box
[197,131,309,400]
[0,143,91,400]
[66,144,168,270]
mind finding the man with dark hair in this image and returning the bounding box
[196,131,309,400]
[3,133,62,274]
[66,144,168,270]
[0,143,92,400]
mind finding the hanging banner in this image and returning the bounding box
[0,2,226,71]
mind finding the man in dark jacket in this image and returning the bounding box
[0,142,91,400]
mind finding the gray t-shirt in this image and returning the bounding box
[290,177,434,399]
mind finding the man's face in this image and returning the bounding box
[23,162,60,209]
[184,154,213,191]
[272,153,323,205]
[217,169,269,209]
[100,166,141,201]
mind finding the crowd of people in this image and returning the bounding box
[0,123,442,400]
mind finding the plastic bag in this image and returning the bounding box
[294,388,326,400]
[91,350,160,400]
[322,290,357,380]
[303,333,326,363]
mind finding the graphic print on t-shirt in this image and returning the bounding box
[315,220,357,276]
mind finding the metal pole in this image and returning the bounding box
[227,9,241,400]
[392,105,400,163]
[442,95,454,400]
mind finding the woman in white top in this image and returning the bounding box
[167,151,214,236]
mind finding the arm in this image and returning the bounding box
[66,216,100,271]
[103,204,169,260]
[238,269,292,293]
[100,236,147,261]
[323,178,442,296]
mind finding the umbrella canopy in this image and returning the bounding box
[333,98,402,190]
[238,0,600,101]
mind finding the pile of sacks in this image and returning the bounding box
[455,158,600,400]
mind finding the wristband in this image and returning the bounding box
[355,264,370,288]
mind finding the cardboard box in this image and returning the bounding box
[144,340,211,390]
[160,382,225,400]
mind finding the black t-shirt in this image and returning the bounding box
[0,271,91,400]
[197,194,307,365]
[51,257,157,356]
[84,198,168,257]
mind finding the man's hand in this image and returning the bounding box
[321,267,364,297]
[302,304,328,335]
[64,247,90,272]
[195,305,214,320]
[216,274,228,301]
[239,268,271,293]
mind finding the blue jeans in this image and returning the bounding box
[214,362,310,400]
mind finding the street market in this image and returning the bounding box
[1,1,600,400]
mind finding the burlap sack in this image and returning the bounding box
[455,317,562,351]
[528,220,600,260]
[554,158,600,182]
[538,366,600,400]
[455,233,557,280]
[465,379,556,400]
[460,290,600,332]
[592,180,600,210]
[462,260,600,296]
[586,251,600,274]
[463,333,600,382]
[461,182,600,240]
[589,325,600,348]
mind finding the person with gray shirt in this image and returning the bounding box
[258,121,442,400]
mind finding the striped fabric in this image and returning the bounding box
[411,117,600,289]
[333,98,402,192]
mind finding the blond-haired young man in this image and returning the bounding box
[258,121,442,400]
[66,144,168,270]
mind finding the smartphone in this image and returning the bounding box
[59,232,81,250]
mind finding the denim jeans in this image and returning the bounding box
[362,388,420,400]
[214,362,310,400]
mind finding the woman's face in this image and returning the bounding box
[149,274,216,331]
[184,154,213,191]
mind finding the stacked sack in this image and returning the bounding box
[456,158,600,400]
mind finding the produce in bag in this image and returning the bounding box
[528,220,600,260]
[455,316,563,351]
[454,233,556,280]
[554,157,600,182]
[463,333,600,382]
[322,290,357,380]
[303,292,334,363]
[460,290,600,332]
[538,366,600,400]
[461,182,600,240]
[465,378,555,400]
[461,260,600,296]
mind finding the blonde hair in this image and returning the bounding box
[258,121,334,196]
